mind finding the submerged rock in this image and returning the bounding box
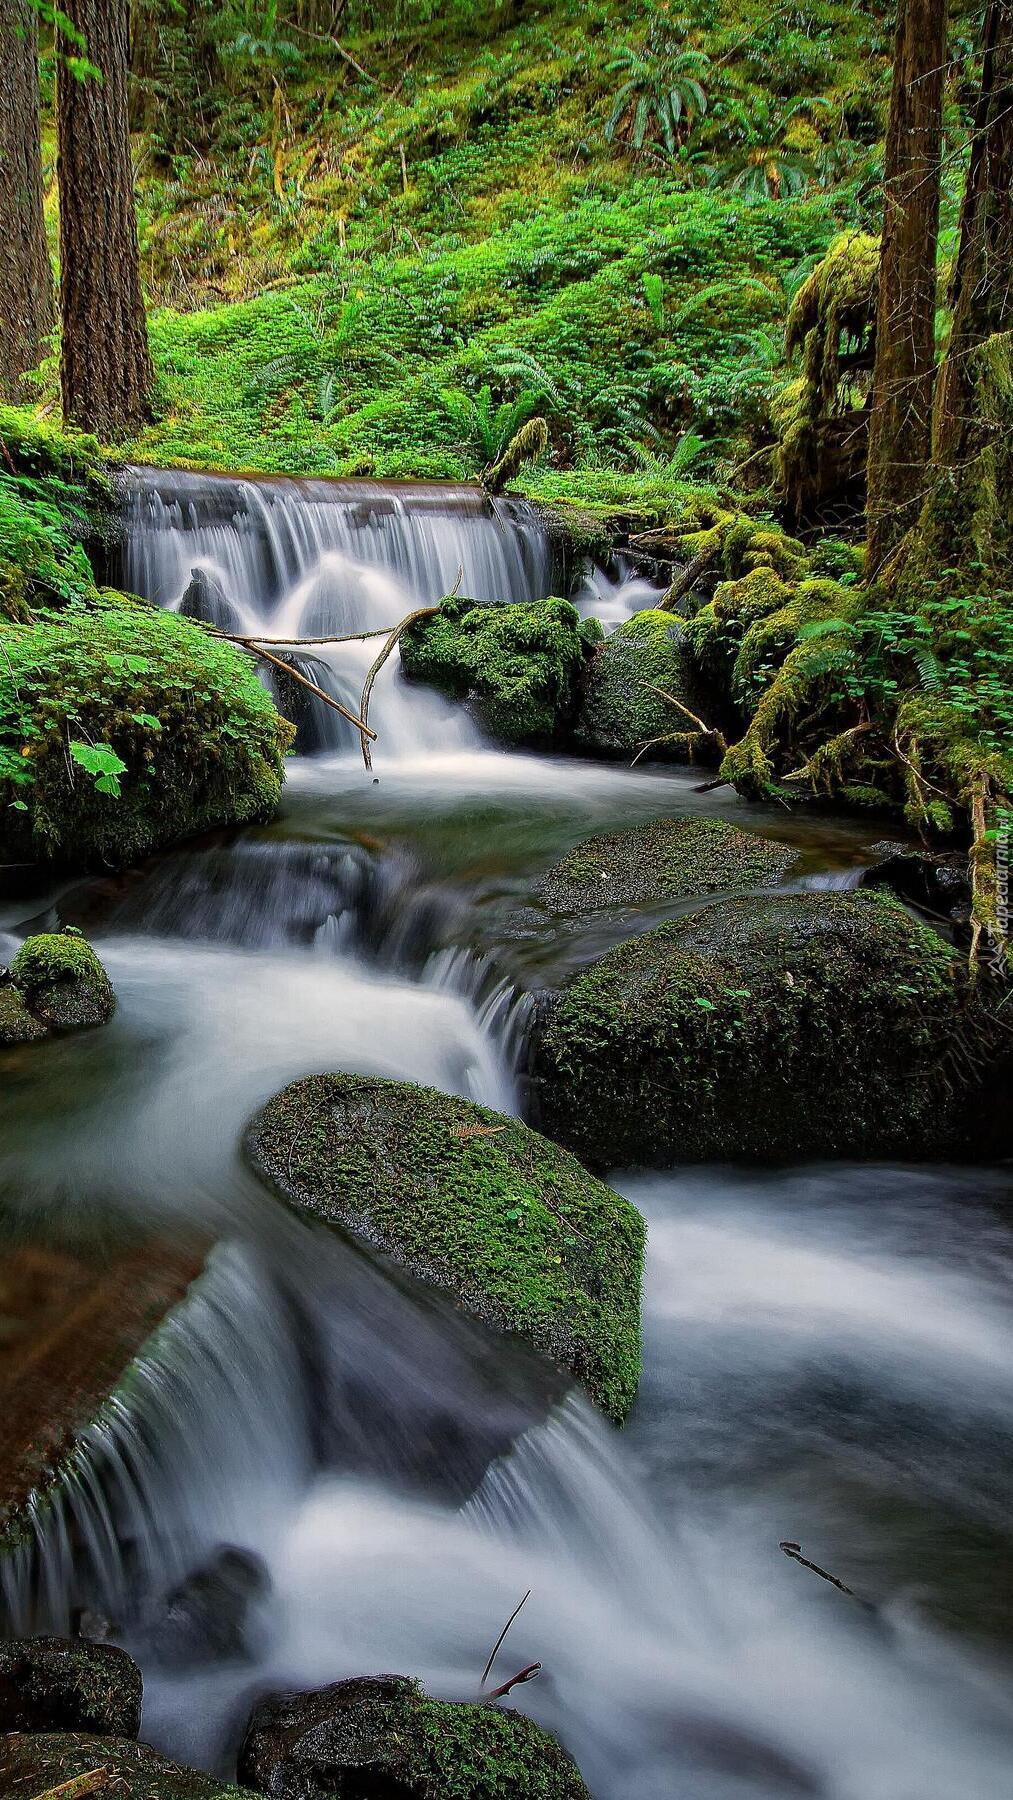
[10,931,115,1033]
[237,1674,590,1799]
[0,1733,251,1798]
[532,889,983,1166]
[400,594,600,746]
[0,1636,142,1737]
[535,817,797,914]
[147,1545,271,1669]
[246,1074,644,1424]
[574,608,697,759]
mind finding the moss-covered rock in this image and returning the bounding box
[0,1733,251,1799]
[0,1636,142,1738]
[237,1675,590,1799]
[246,1074,644,1423]
[0,981,48,1044]
[532,890,980,1167]
[10,932,115,1032]
[400,594,600,747]
[535,817,797,913]
[0,595,293,869]
[574,609,694,759]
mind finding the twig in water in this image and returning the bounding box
[480,1588,531,1690]
[222,637,376,739]
[484,1662,541,1704]
[779,1540,855,1596]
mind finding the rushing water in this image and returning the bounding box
[2,471,1012,1799]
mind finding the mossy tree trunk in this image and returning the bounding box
[865,0,946,574]
[931,0,1013,472]
[0,0,55,400]
[58,0,154,437]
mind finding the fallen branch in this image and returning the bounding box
[210,625,405,647]
[484,1663,541,1704]
[359,580,461,769]
[779,1540,855,1597]
[28,1772,110,1800]
[658,542,719,610]
[480,1588,531,1691]
[631,686,728,766]
[235,639,376,740]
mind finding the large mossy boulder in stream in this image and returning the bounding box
[238,1674,590,1799]
[7,932,115,1034]
[532,890,984,1167]
[246,1074,644,1423]
[400,594,600,746]
[0,1733,252,1798]
[535,817,797,914]
[574,609,696,759]
[0,596,293,869]
[0,1636,142,1737]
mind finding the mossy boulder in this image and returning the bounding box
[246,1074,644,1423]
[535,817,797,913]
[10,932,115,1032]
[574,609,695,759]
[0,1636,142,1737]
[532,890,980,1167]
[0,982,48,1044]
[0,595,293,869]
[400,594,600,747]
[237,1675,590,1799]
[0,1735,250,1798]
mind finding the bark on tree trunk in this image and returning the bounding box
[932,0,1013,465]
[0,0,56,400]
[58,0,153,436]
[865,0,946,573]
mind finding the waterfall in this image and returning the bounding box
[119,468,561,758]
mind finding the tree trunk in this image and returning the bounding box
[58,0,153,436]
[865,0,946,573]
[0,0,55,400]
[932,0,1013,466]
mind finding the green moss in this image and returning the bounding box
[575,608,691,758]
[0,984,48,1045]
[0,596,293,869]
[246,1073,645,1424]
[534,889,982,1167]
[535,816,797,911]
[240,1676,589,1800]
[401,594,599,747]
[0,1734,250,1799]
[8,932,115,1034]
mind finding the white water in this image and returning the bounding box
[4,471,1012,1799]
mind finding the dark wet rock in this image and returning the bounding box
[860,842,972,922]
[574,609,699,759]
[246,1074,644,1424]
[149,1546,271,1669]
[237,1674,590,1799]
[400,594,600,747]
[0,1636,142,1737]
[9,931,115,1034]
[179,565,246,636]
[535,817,797,915]
[532,889,991,1167]
[0,1733,252,1798]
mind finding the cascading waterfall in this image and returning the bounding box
[120,468,562,757]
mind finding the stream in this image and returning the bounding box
[1,472,1012,1799]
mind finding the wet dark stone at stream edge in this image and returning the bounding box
[0,1635,142,1737]
[238,1674,590,1798]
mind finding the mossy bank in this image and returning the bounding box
[246,1073,645,1424]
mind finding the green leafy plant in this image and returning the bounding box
[604,40,710,155]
